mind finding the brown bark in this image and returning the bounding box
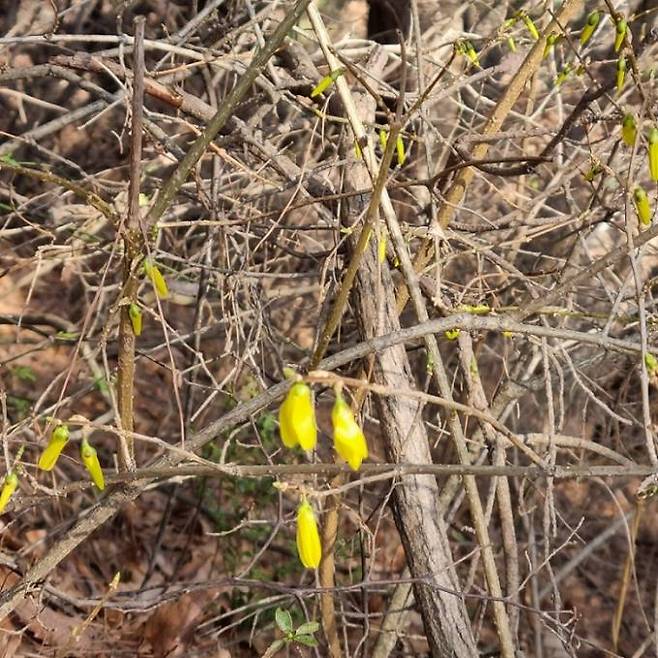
[342,56,477,658]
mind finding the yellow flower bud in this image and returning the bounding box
[649,127,658,182]
[128,303,142,337]
[444,328,460,340]
[38,424,70,471]
[614,17,627,53]
[580,10,600,46]
[379,128,388,150]
[634,187,652,226]
[554,64,573,87]
[0,471,19,515]
[463,41,479,67]
[310,68,345,98]
[144,260,169,300]
[522,13,539,40]
[296,499,321,569]
[331,393,368,471]
[621,114,637,147]
[395,135,406,166]
[543,33,559,59]
[616,56,626,95]
[81,438,105,490]
[378,231,387,263]
[278,382,317,451]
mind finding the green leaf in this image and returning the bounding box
[0,153,19,166]
[275,608,293,634]
[295,621,320,635]
[11,366,36,383]
[294,634,318,647]
[94,376,110,393]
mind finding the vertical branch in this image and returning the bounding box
[116,16,145,469]
[319,473,344,658]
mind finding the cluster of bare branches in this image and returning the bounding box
[2,0,658,655]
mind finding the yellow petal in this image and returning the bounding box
[38,424,70,471]
[296,500,321,569]
[278,382,317,451]
[81,439,105,490]
[332,395,368,471]
[0,472,18,515]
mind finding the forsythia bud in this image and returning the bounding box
[614,17,627,53]
[444,328,461,340]
[296,499,321,568]
[378,231,387,263]
[0,471,18,514]
[463,41,479,67]
[144,260,169,300]
[621,114,637,147]
[616,56,626,95]
[634,187,652,226]
[81,437,105,490]
[580,10,600,46]
[279,382,317,451]
[649,127,658,182]
[543,33,559,59]
[395,135,406,166]
[310,68,345,98]
[331,393,368,471]
[38,424,70,471]
[379,128,388,150]
[128,303,143,336]
[522,13,539,40]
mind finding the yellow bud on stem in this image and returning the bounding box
[580,10,600,46]
[621,114,637,147]
[614,17,627,53]
[649,127,658,182]
[616,56,626,95]
[296,499,321,569]
[144,260,169,300]
[395,135,406,166]
[522,14,539,40]
[81,437,105,490]
[128,303,143,336]
[0,471,19,514]
[278,382,317,451]
[331,392,368,471]
[634,187,652,226]
[38,424,70,471]
[543,33,559,59]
